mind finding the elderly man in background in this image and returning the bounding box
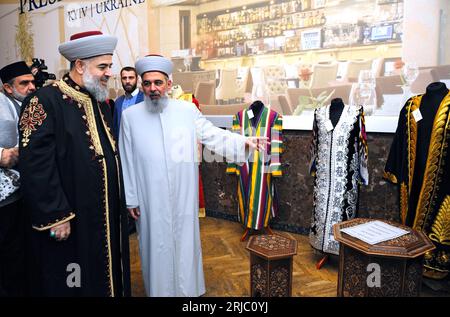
[18,31,130,297]
[0,61,36,296]
[119,54,266,297]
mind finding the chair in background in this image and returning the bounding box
[419,64,450,80]
[200,103,249,115]
[250,67,267,103]
[194,80,216,105]
[411,68,440,94]
[263,65,288,112]
[284,64,300,88]
[236,67,251,101]
[434,64,450,80]
[309,62,339,89]
[283,84,352,113]
[372,58,385,77]
[342,59,373,82]
[173,70,216,94]
[172,72,195,92]
[375,75,403,107]
[278,94,293,115]
[215,69,242,104]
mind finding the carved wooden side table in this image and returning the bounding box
[333,218,435,297]
[246,234,297,297]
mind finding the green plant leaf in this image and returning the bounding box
[293,103,305,115]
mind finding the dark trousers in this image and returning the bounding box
[0,199,28,297]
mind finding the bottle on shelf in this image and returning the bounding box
[320,11,326,25]
[302,0,310,11]
[299,13,305,27]
[296,0,302,12]
[264,6,270,20]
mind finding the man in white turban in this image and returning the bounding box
[18,31,131,297]
[119,54,266,296]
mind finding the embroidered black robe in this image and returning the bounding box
[18,75,131,296]
[384,93,450,274]
[309,104,369,255]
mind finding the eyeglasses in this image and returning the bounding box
[142,80,165,87]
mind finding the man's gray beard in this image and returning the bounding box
[145,95,169,113]
[11,87,27,102]
[83,71,109,102]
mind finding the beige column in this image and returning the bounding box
[439,0,450,64]
[147,2,160,54]
[58,6,67,72]
[402,0,442,66]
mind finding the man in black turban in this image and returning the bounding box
[0,60,35,296]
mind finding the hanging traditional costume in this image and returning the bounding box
[384,89,450,277]
[227,103,283,230]
[309,104,368,255]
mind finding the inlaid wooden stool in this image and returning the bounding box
[334,218,435,297]
[246,233,297,297]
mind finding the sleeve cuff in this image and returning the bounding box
[32,212,75,231]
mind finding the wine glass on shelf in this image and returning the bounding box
[358,69,376,89]
[353,70,376,115]
[402,62,419,86]
[183,55,193,72]
[401,62,419,103]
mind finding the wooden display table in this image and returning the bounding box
[333,218,435,297]
[246,234,297,297]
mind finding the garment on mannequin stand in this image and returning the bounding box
[175,91,206,217]
[227,101,283,240]
[309,98,369,258]
[384,82,450,279]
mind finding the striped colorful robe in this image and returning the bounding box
[227,107,283,230]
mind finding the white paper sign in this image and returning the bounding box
[412,109,423,122]
[340,220,409,245]
[247,109,254,119]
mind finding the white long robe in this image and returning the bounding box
[119,99,247,297]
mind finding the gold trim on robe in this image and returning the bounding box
[32,213,76,231]
[400,182,408,225]
[414,94,450,230]
[56,79,116,297]
[429,196,450,246]
[383,171,398,184]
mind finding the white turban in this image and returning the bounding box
[58,31,118,62]
[135,55,173,77]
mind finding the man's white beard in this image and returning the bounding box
[11,87,27,102]
[145,94,169,113]
[83,71,109,102]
